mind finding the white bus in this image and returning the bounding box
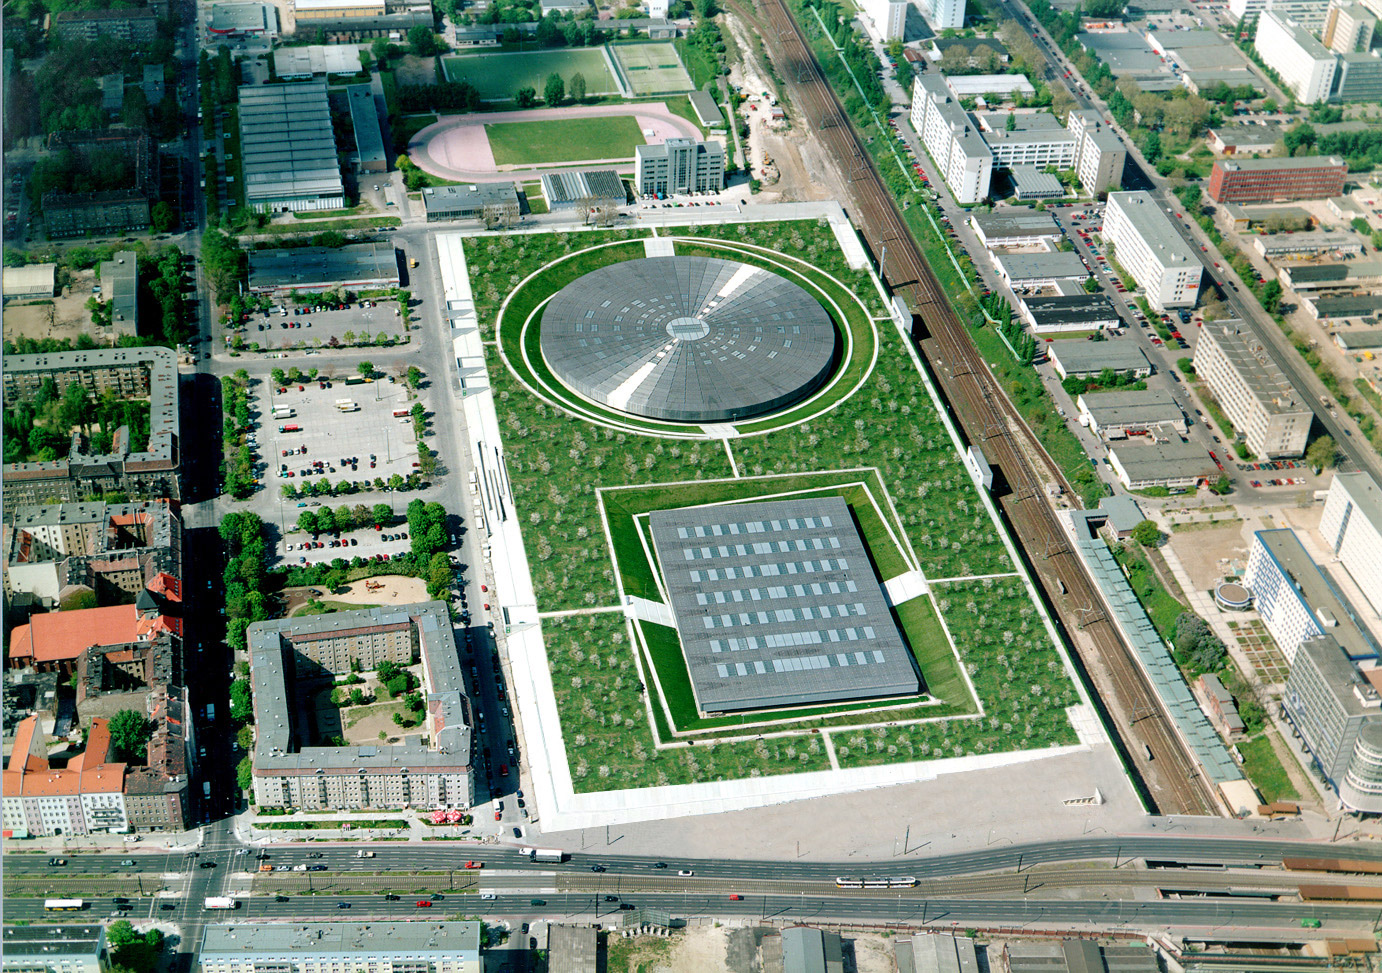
[44,899,86,911]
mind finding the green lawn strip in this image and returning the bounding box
[464,228,649,338]
[520,182,549,215]
[255,217,402,235]
[379,69,400,116]
[292,205,377,220]
[294,598,382,616]
[638,621,700,728]
[674,36,719,89]
[895,594,967,706]
[546,613,835,792]
[659,94,706,137]
[485,115,645,166]
[1109,540,1186,641]
[1237,734,1300,803]
[258,819,407,830]
[390,113,438,153]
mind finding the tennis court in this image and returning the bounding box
[443,48,618,101]
[610,42,694,96]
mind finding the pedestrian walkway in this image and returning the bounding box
[626,595,675,627]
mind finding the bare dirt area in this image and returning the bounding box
[1165,523,1249,593]
[2,268,100,344]
[606,925,897,973]
[723,9,833,205]
[332,576,428,605]
[394,54,439,86]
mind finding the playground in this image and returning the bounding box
[408,103,703,180]
[610,42,695,96]
[442,48,618,101]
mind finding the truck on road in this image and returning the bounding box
[279,424,300,433]
[205,897,238,909]
[356,850,375,858]
[530,849,566,863]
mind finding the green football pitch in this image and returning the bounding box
[443,48,618,101]
[484,115,646,166]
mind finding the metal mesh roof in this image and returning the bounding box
[1067,511,1243,784]
[540,256,836,423]
[649,497,920,713]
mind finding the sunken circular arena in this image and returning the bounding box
[539,255,838,423]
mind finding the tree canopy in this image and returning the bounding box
[107,710,155,763]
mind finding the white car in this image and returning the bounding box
[480,892,496,900]
[678,870,694,877]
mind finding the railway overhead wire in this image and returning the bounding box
[752,0,1216,815]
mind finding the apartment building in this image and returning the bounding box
[979,112,1078,169]
[1,716,128,837]
[1282,635,1382,813]
[912,75,993,204]
[2,926,108,973]
[860,0,907,40]
[200,923,481,973]
[1066,109,1126,194]
[1255,11,1338,102]
[2,347,180,514]
[634,139,724,196]
[1321,471,1382,615]
[1103,191,1203,310]
[5,500,182,608]
[41,132,157,239]
[1243,529,1382,664]
[249,603,474,811]
[916,0,965,30]
[1207,156,1349,204]
[1192,322,1311,458]
[1325,1,1376,51]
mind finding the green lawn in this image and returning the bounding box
[485,115,645,167]
[444,48,617,101]
[1238,734,1300,803]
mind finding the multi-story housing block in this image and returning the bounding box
[1103,191,1203,310]
[1066,109,1126,193]
[1325,1,1376,51]
[911,75,992,204]
[1207,156,1349,204]
[250,603,475,811]
[1320,471,1382,615]
[1192,322,1311,459]
[2,925,108,973]
[1,348,180,514]
[1255,11,1338,101]
[200,923,481,973]
[2,716,128,837]
[50,8,157,42]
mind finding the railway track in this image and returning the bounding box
[752,0,1215,815]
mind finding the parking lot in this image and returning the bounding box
[249,300,408,352]
[259,375,422,493]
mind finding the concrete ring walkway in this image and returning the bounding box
[407,103,703,182]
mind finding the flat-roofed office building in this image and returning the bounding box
[1192,322,1311,459]
[634,139,724,196]
[1244,528,1382,663]
[1048,339,1152,380]
[2,925,107,973]
[238,83,344,212]
[1104,191,1203,310]
[1077,388,1189,439]
[1208,156,1349,205]
[1107,439,1217,490]
[1255,11,1337,102]
[1321,471,1382,616]
[969,210,1060,248]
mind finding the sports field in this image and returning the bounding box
[484,115,646,166]
[443,48,617,101]
[611,41,694,96]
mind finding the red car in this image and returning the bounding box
[417,900,432,908]
[729,894,742,900]
[464,861,483,869]
[500,765,509,776]
[494,811,502,820]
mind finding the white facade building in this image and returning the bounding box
[1321,471,1382,615]
[917,0,965,30]
[1192,321,1312,459]
[1103,191,1203,310]
[2,926,108,973]
[1255,11,1339,102]
[912,75,992,203]
[860,0,907,40]
[1066,109,1126,193]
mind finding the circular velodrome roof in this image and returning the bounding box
[539,256,837,423]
